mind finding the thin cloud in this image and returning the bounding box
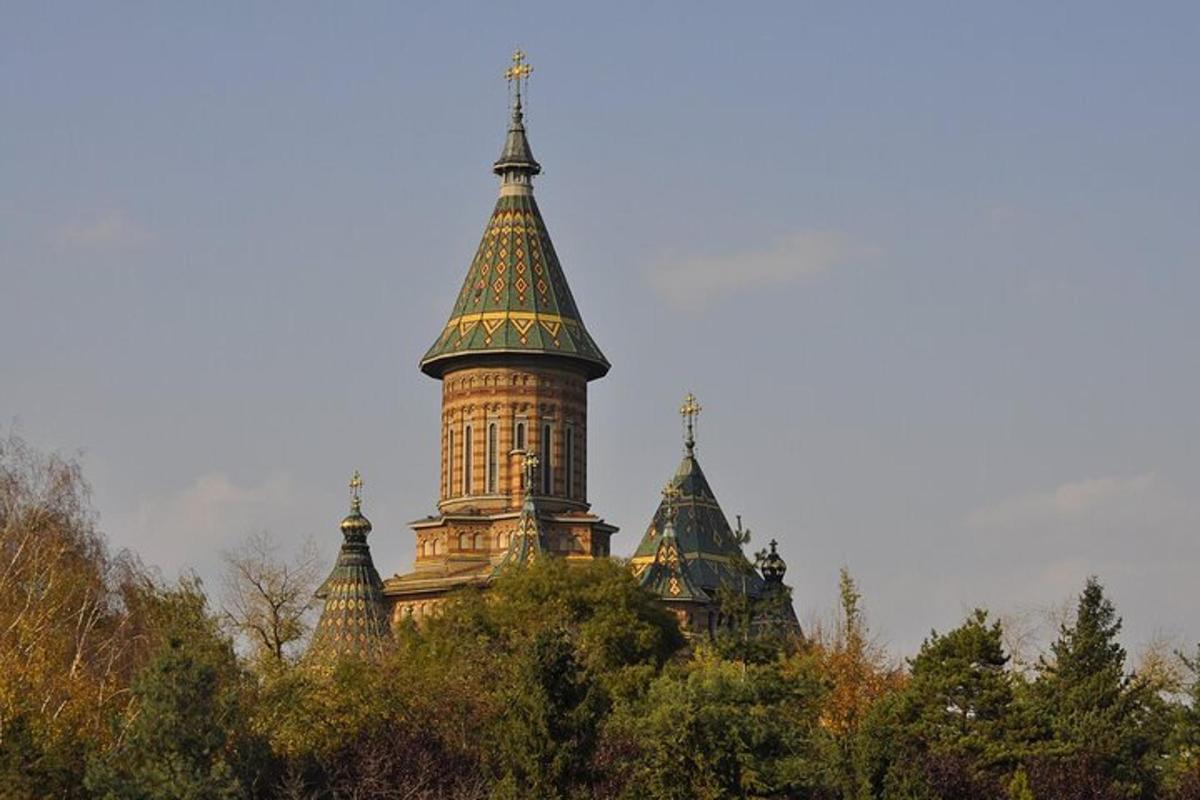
[968,473,1157,529]
[647,230,876,312]
[55,210,151,250]
[110,472,301,575]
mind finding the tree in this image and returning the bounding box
[1026,577,1169,797]
[221,530,320,663]
[808,568,904,797]
[490,627,607,799]
[84,595,253,800]
[613,651,827,800]
[856,610,1016,799]
[0,434,146,794]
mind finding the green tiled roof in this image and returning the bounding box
[491,490,549,575]
[419,104,609,380]
[638,516,709,603]
[633,449,765,599]
[308,502,391,662]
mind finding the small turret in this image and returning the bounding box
[308,472,392,662]
[492,452,550,573]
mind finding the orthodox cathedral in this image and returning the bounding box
[309,53,800,661]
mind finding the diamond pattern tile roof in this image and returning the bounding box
[633,450,765,598]
[420,105,608,380]
[309,503,391,662]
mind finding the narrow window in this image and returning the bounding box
[459,533,470,550]
[565,427,575,498]
[486,422,498,494]
[447,428,454,496]
[515,420,526,451]
[541,424,552,494]
[463,425,473,495]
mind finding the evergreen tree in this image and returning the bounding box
[854,610,1015,799]
[1026,577,1167,797]
[85,631,248,799]
[490,627,606,800]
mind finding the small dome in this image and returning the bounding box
[761,539,787,583]
[340,509,372,537]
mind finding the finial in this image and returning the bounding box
[522,452,540,497]
[349,470,363,512]
[661,483,681,529]
[680,392,702,454]
[504,49,533,108]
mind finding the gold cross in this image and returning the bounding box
[505,49,533,85]
[680,392,702,451]
[680,392,702,421]
[349,470,363,505]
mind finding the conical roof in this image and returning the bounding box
[309,474,391,661]
[420,79,608,380]
[633,399,764,598]
[637,493,709,603]
[493,456,550,574]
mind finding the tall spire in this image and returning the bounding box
[420,49,609,381]
[680,392,702,456]
[494,49,541,187]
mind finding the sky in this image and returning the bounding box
[3,2,1198,659]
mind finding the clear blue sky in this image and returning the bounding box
[3,2,1197,657]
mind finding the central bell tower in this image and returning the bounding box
[384,52,616,618]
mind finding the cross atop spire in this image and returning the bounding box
[680,392,702,454]
[349,470,363,512]
[522,452,540,498]
[505,49,533,106]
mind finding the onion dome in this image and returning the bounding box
[637,485,708,603]
[632,393,764,598]
[308,472,392,662]
[761,539,787,584]
[420,50,609,381]
[493,454,549,574]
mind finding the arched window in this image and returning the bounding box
[446,428,454,496]
[541,423,552,494]
[463,425,473,495]
[486,422,498,494]
[515,420,526,451]
[565,427,575,498]
[474,533,485,550]
[458,532,470,550]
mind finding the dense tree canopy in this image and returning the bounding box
[2,434,1197,800]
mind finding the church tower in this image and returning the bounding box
[384,52,616,618]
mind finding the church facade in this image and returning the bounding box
[309,53,799,659]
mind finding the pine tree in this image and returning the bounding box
[1027,577,1167,796]
[904,609,1014,760]
[85,633,247,800]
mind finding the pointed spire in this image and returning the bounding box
[494,49,541,184]
[419,48,609,381]
[493,452,548,574]
[680,392,702,456]
[638,482,707,602]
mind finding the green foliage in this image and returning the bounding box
[611,650,826,799]
[1008,767,1035,800]
[84,626,250,800]
[490,628,607,799]
[1026,577,1169,797]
